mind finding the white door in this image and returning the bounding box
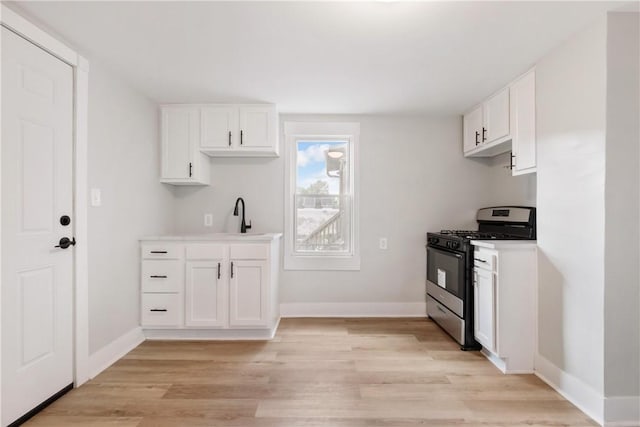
[185,261,227,328]
[238,106,275,149]
[161,106,198,179]
[483,88,510,143]
[1,27,74,425]
[473,268,496,353]
[200,106,238,150]
[511,70,536,174]
[463,106,482,153]
[229,260,269,327]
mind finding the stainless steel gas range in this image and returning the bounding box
[425,206,536,350]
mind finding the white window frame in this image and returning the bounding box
[284,121,360,271]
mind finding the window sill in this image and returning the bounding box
[284,255,361,271]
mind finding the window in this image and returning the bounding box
[284,122,360,270]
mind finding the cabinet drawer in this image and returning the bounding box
[474,248,497,272]
[141,244,183,260]
[141,260,183,292]
[142,293,182,327]
[230,244,268,260]
[186,244,226,260]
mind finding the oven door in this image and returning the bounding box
[426,246,465,301]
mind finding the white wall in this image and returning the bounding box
[536,15,607,399]
[87,62,175,354]
[173,114,536,308]
[604,10,639,404]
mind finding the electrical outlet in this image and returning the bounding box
[204,213,213,227]
[379,237,388,250]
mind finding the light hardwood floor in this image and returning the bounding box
[26,318,596,426]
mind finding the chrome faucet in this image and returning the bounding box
[233,197,252,233]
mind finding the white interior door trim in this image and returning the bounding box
[0,5,90,421]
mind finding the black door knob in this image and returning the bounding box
[55,237,76,249]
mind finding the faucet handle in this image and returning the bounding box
[246,220,252,230]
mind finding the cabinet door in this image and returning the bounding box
[229,260,269,327]
[463,106,482,154]
[161,107,209,185]
[185,261,227,328]
[161,107,198,179]
[474,268,496,353]
[511,70,536,175]
[483,88,510,143]
[201,106,239,151]
[238,105,276,150]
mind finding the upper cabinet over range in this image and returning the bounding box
[463,69,536,176]
[160,104,278,186]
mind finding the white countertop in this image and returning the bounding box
[140,232,283,242]
[470,239,537,249]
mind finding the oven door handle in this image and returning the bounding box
[427,246,463,258]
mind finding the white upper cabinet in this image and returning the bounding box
[201,106,239,151]
[238,105,277,151]
[199,104,278,156]
[510,70,536,175]
[160,103,278,185]
[463,88,511,156]
[483,88,510,143]
[463,106,483,153]
[462,68,537,176]
[160,106,210,185]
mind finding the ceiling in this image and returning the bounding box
[12,1,628,114]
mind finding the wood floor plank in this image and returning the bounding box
[359,383,564,400]
[26,318,595,426]
[164,383,361,400]
[255,398,472,420]
[25,416,142,426]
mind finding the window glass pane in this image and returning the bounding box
[294,140,350,253]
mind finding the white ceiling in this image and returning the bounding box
[12,1,627,114]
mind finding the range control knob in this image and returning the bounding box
[446,241,452,248]
[428,237,439,245]
[450,241,460,249]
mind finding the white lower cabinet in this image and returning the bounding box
[141,293,183,327]
[473,267,496,353]
[472,241,537,373]
[185,261,227,328]
[140,237,281,339]
[229,260,269,327]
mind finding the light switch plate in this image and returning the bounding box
[90,188,101,207]
[204,213,213,227]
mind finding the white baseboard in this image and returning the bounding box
[604,395,640,427]
[144,319,280,341]
[535,353,604,425]
[280,302,427,318]
[88,327,145,379]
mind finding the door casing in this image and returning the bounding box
[0,4,90,423]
